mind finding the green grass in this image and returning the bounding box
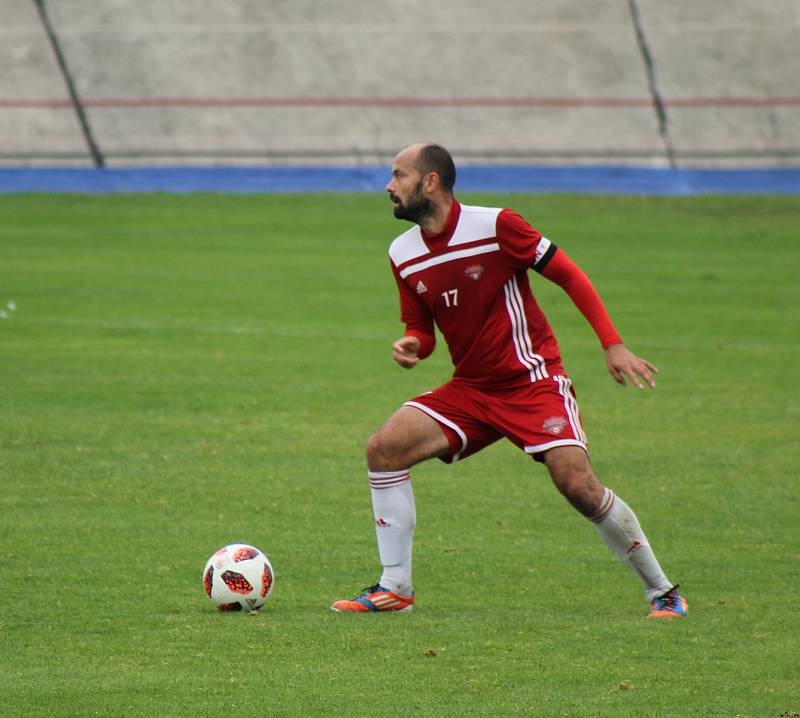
[1,193,798,717]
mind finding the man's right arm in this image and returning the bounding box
[391,263,435,368]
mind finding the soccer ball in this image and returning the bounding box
[203,543,274,612]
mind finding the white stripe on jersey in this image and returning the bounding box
[389,226,429,266]
[447,204,502,246]
[503,276,548,383]
[388,205,501,267]
[555,375,587,444]
[398,242,500,279]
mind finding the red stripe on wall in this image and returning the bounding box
[1,96,799,109]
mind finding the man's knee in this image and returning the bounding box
[366,429,401,471]
[544,447,605,517]
[366,407,450,471]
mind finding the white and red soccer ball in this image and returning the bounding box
[203,544,274,612]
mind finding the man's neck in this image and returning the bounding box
[419,195,454,236]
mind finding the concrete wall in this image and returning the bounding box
[2,0,798,167]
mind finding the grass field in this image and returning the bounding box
[1,192,798,717]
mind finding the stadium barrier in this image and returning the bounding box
[1,165,798,194]
[3,1,798,193]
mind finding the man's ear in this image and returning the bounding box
[423,171,440,193]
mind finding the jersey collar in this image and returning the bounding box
[421,199,461,247]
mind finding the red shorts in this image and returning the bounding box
[404,375,587,463]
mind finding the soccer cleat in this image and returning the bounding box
[331,584,415,613]
[648,585,688,618]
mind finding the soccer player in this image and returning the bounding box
[331,143,687,618]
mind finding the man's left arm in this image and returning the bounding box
[538,248,658,390]
[497,209,657,389]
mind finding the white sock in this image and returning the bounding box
[368,470,415,596]
[591,488,673,601]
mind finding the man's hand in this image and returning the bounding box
[605,343,658,389]
[393,335,421,369]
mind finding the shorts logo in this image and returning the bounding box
[543,416,568,435]
[376,518,390,528]
[464,264,484,280]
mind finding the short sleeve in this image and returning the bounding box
[496,209,557,272]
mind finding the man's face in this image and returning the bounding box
[386,149,433,224]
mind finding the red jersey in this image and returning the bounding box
[389,201,565,389]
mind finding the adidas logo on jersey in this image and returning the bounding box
[416,281,428,294]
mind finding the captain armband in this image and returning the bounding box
[532,237,558,272]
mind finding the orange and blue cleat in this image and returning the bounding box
[331,584,415,613]
[648,585,688,618]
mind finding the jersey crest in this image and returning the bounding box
[464,264,484,280]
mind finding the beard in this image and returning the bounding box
[391,181,434,224]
